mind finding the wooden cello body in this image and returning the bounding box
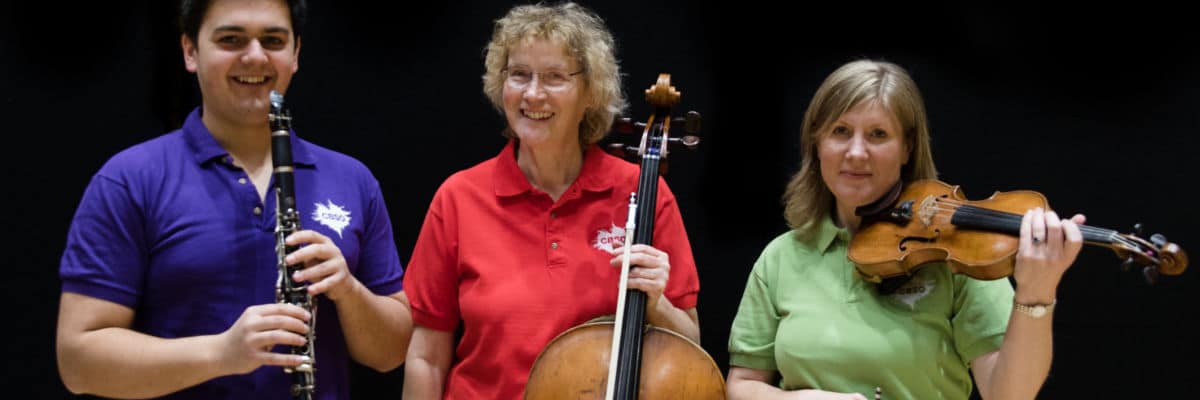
[524,75,725,400]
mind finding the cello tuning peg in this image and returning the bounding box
[684,111,701,133]
[613,117,643,134]
[606,143,634,159]
[1142,265,1160,285]
[1150,233,1167,248]
[668,135,701,149]
[671,112,702,134]
[1132,223,1144,236]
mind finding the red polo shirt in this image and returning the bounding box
[404,140,700,399]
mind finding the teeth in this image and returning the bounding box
[236,76,266,83]
[524,111,553,120]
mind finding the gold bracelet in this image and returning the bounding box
[1013,299,1056,318]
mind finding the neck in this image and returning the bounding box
[516,138,584,201]
[202,108,272,168]
[834,201,862,234]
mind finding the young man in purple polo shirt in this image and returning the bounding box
[55,0,412,398]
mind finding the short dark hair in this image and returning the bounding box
[179,0,307,43]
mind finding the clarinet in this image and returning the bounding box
[269,90,317,400]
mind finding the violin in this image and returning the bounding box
[848,179,1188,284]
[525,74,725,400]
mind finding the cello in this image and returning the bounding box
[524,74,725,400]
[848,179,1187,284]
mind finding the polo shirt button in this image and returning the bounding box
[253,206,262,215]
[550,242,559,249]
[238,178,247,184]
[550,212,557,219]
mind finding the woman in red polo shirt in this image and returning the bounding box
[401,3,702,399]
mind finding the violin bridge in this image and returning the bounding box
[918,196,937,227]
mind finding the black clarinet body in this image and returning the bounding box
[269,90,317,400]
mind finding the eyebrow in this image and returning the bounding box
[211,25,292,35]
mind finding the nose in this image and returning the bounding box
[522,78,548,100]
[241,39,269,64]
[846,132,868,160]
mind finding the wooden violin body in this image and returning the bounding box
[525,322,725,400]
[849,179,1187,282]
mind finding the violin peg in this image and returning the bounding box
[1142,265,1160,285]
[1150,233,1167,248]
[1133,223,1144,236]
[1121,256,1137,272]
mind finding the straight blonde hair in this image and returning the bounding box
[783,60,938,238]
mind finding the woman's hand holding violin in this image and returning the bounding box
[1014,208,1086,304]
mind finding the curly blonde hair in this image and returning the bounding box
[482,2,627,145]
[783,60,939,238]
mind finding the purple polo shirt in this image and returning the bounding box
[60,107,404,399]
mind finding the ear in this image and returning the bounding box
[902,134,912,166]
[181,34,198,73]
[291,36,301,74]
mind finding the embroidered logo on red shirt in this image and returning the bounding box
[592,223,626,252]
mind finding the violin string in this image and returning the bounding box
[926,201,1139,248]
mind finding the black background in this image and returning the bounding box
[2,1,1196,398]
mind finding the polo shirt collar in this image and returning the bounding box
[182,107,317,167]
[493,139,615,197]
[815,213,852,254]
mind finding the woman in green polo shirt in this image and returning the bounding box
[726,59,1085,400]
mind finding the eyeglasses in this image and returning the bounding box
[502,67,584,92]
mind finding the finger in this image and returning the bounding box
[257,351,309,368]
[285,229,330,246]
[1045,210,1063,247]
[292,257,341,283]
[1019,209,1033,252]
[629,266,666,281]
[1062,218,1084,259]
[306,268,345,296]
[1071,213,1087,225]
[629,244,668,259]
[249,329,308,349]
[247,303,312,321]
[284,243,335,267]
[1031,208,1046,243]
[625,278,664,295]
[610,253,665,269]
[246,314,311,334]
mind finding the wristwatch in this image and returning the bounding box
[1013,299,1056,318]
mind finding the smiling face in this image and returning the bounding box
[818,100,910,223]
[500,38,589,149]
[182,0,299,129]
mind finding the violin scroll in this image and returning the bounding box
[1110,228,1187,285]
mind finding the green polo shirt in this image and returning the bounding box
[729,216,1014,399]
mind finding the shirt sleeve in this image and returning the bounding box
[59,173,148,309]
[652,178,700,311]
[353,177,405,296]
[727,246,781,371]
[951,275,1015,364]
[402,183,461,332]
